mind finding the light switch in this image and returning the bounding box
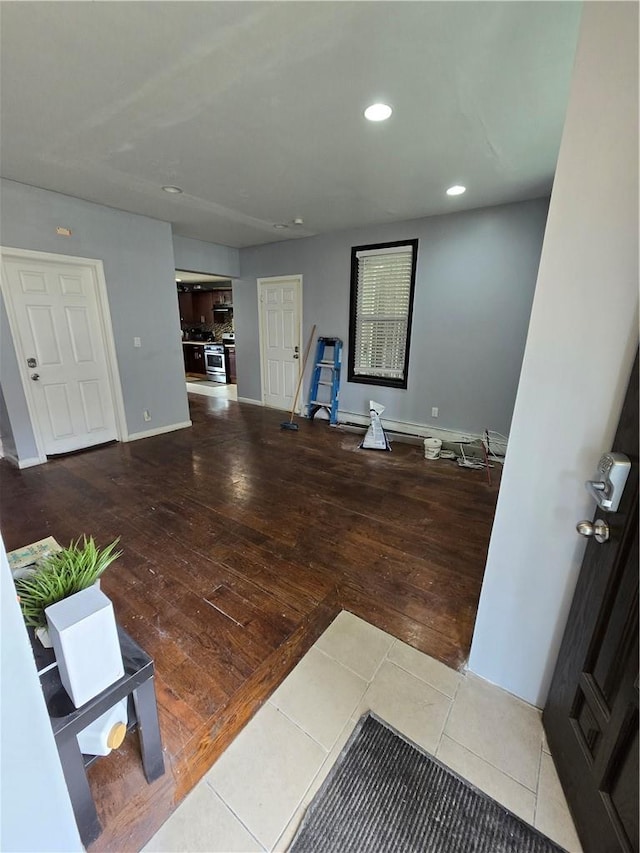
[134,337,141,348]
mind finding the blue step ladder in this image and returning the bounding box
[306,337,343,425]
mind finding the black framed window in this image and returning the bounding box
[348,239,418,389]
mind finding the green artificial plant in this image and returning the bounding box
[15,536,122,628]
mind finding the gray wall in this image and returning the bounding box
[470,2,639,706]
[0,179,189,457]
[0,384,18,460]
[237,198,549,435]
[0,538,82,851]
[173,234,240,279]
[0,290,39,462]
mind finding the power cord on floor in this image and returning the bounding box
[457,444,495,470]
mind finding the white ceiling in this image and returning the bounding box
[0,2,582,248]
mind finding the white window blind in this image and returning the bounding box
[353,245,414,380]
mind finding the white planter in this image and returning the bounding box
[34,580,101,648]
[45,586,124,708]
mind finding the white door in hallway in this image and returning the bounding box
[258,275,302,411]
[2,255,119,455]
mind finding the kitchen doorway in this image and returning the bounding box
[175,269,236,388]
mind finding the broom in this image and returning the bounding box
[281,324,316,431]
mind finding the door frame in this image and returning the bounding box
[256,274,304,411]
[0,246,128,464]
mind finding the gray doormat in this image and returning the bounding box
[289,713,566,853]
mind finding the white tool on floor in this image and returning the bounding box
[360,401,391,451]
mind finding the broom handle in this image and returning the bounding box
[289,324,316,421]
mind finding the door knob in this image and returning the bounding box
[31,373,40,381]
[576,519,610,543]
[293,353,299,359]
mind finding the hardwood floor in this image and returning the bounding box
[0,394,500,851]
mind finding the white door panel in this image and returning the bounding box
[283,360,297,398]
[282,310,296,350]
[44,384,74,439]
[3,257,118,455]
[266,310,280,348]
[78,381,107,433]
[267,359,280,396]
[65,306,95,364]
[19,270,47,293]
[27,306,62,365]
[59,273,84,295]
[259,276,302,411]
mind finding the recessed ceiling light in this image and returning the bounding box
[273,223,289,230]
[364,103,392,122]
[176,278,182,282]
[292,217,304,226]
[446,185,466,196]
[162,185,183,194]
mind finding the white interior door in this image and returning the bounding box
[258,276,302,411]
[2,255,119,455]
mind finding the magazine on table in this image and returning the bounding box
[7,536,62,578]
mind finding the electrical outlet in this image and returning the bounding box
[134,337,141,348]
[431,407,439,418]
[143,410,151,422]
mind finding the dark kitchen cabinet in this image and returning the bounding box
[178,287,233,327]
[192,291,215,325]
[212,288,233,305]
[225,345,236,384]
[178,292,194,325]
[183,344,206,376]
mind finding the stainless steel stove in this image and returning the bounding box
[204,343,226,382]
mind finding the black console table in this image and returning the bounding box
[32,625,165,846]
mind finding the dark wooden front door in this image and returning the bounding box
[543,352,638,853]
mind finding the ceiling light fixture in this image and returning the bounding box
[364,103,392,122]
[446,185,466,196]
[176,278,182,282]
[293,217,304,226]
[273,223,288,230]
[162,185,183,194]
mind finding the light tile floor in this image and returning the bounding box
[144,611,583,853]
[186,381,238,401]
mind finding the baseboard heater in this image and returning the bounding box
[336,418,506,461]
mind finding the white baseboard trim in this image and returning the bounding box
[337,410,486,445]
[3,452,46,469]
[125,420,192,442]
[237,397,264,406]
